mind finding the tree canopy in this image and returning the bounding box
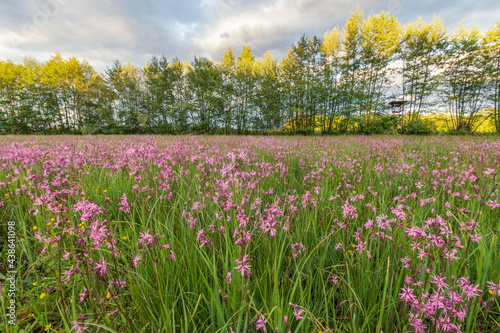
[1,10,499,134]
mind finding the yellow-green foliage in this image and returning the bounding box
[281,111,497,134]
[422,110,496,133]
[282,115,361,133]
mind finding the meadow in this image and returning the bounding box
[1,135,499,333]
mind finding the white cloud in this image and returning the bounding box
[0,0,498,72]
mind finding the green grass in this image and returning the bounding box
[0,135,499,332]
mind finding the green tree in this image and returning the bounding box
[0,60,24,132]
[4,57,57,133]
[78,72,115,133]
[218,48,236,133]
[234,45,256,133]
[106,60,145,132]
[338,7,364,131]
[254,51,282,131]
[278,35,323,134]
[483,20,500,132]
[358,12,401,117]
[440,23,490,132]
[41,53,98,132]
[186,57,223,132]
[319,27,343,133]
[168,59,190,132]
[144,55,180,132]
[279,48,299,133]
[399,17,447,121]
[291,34,323,131]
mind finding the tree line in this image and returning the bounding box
[1,9,499,135]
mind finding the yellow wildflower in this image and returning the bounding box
[33,226,38,230]
[33,282,37,286]
[44,323,51,331]
[40,293,46,299]
[106,292,111,299]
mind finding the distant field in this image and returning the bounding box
[1,135,499,332]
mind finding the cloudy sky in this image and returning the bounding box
[1,0,499,72]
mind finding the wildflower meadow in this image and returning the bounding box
[1,135,500,333]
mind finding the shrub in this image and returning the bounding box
[357,115,399,135]
[190,120,211,134]
[296,128,314,136]
[403,118,435,135]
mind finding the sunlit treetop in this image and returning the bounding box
[321,27,342,59]
[360,12,401,63]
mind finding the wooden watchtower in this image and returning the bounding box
[389,98,406,116]
[388,97,407,133]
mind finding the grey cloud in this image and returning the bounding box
[0,0,499,72]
